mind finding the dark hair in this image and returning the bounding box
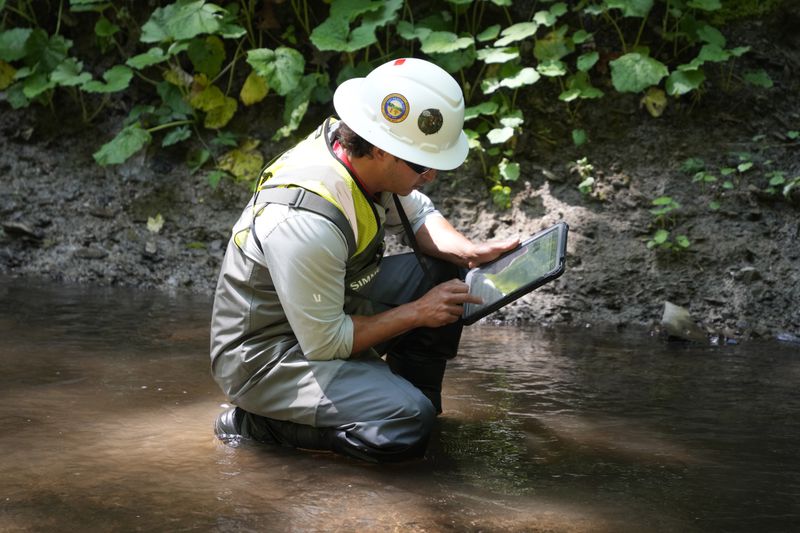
[336,122,375,159]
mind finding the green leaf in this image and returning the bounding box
[572,29,591,44]
[273,73,329,140]
[487,127,514,144]
[0,28,32,61]
[572,128,587,146]
[697,43,729,63]
[187,35,225,77]
[82,65,133,93]
[430,47,477,73]
[309,0,400,53]
[499,110,524,128]
[680,157,705,173]
[476,47,519,64]
[610,53,668,93]
[577,51,599,72]
[187,148,211,173]
[420,31,474,54]
[537,60,567,77]
[161,126,192,147]
[652,229,669,244]
[25,30,72,72]
[126,47,169,69]
[565,71,603,99]
[156,81,192,115]
[534,26,573,62]
[95,16,120,38]
[499,66,540,89]
[606,0,653,17]
[206,170,227,188]
[696,24,725,47]
[396,20,432,42]
[687,0,721,11]
[22,72,55,99]
[533,10,557,27]
[559,88,580,102]
[140,0,225,43]
[666,68,705,95]
[51,58,92,87]
[246,47,304,96]
[744,69,773,88]
[93,123,152,166]
[476,25,501,42]
[499,158,520,182]
[494,22,538,47]
[464,101,499,121]
[491,185,512,209]
[675,235,691,248]
[6,82,30,109]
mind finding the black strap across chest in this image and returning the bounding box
[250,187,357,258]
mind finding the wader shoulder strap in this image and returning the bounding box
[392,194,434,285]
[251,187,357,258]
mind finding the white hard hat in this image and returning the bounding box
[333,57,469,171]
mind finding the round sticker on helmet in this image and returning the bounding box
[381,94,409,123]
[418,108,443,135]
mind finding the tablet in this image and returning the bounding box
[463,222,568,325]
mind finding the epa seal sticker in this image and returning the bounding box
[381,93,409,123]
[418,108,443,135]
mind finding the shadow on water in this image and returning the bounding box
[1,278,799,532]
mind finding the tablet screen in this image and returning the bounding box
[463,223,567,324]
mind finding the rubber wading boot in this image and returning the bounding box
[214,407,280,445]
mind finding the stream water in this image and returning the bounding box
[1,278,798,532]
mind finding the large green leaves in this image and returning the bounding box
[420,31,474,54]
[246,47,304,97]
[94,123,152,166]
[310,0,402,53]
[0,28,32,61]
[606,0,654,17]
[82,65,133,93]
[610,53,668,93]
[141,0,226,43]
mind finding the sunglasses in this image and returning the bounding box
[401,158,432,175]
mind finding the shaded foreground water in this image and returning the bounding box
[1,278,798,532]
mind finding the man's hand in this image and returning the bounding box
[350,279,480,353]
[466,237,520,269]
[413,278,483,328]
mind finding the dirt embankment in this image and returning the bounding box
[1,17,798,343]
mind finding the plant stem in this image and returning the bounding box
[55,0,64,35]
[147,119,195,134]
[633,14,648,50]
[603,11,627,52]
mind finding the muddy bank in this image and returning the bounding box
[1,20,798,343]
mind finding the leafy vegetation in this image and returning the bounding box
[0,0,782,202]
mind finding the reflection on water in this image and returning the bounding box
[1,278,799,532]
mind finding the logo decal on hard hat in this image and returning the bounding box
[418,108,443,135]
[381,93,409,123]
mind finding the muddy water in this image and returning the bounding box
[1,279,798,532]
